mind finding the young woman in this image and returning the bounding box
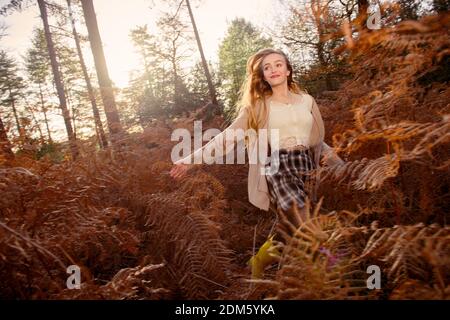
[170,48,342,233]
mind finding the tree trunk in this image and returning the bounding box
[171,53,178,106]
[80,0,123,137]
[67,0,108,149]
[37,0,79,159]
[0,115,14,161]
[22,94,45,143]
[66,90,77,140]
[316,42,333,90]
[27,104,45,143]
[185,0,218,106]
[311,0,333,91]
[357,0,370,31]
[38,83,53,143]
[8,87,21,135]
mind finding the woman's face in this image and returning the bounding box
[261,53,290,88]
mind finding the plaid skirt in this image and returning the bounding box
[264,147,316,212]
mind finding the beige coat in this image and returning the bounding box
[176,93,340,211]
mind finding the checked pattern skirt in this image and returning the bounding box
[264,147,316,212]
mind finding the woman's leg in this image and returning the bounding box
[274,202,308,243]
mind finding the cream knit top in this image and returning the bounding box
[268,95,313,150]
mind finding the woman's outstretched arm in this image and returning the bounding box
[170,106,250,179]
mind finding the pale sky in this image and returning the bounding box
[0,0,284,88]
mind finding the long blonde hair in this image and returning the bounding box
[236,48,305,132]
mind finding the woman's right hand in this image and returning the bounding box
[170,162,192,180]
